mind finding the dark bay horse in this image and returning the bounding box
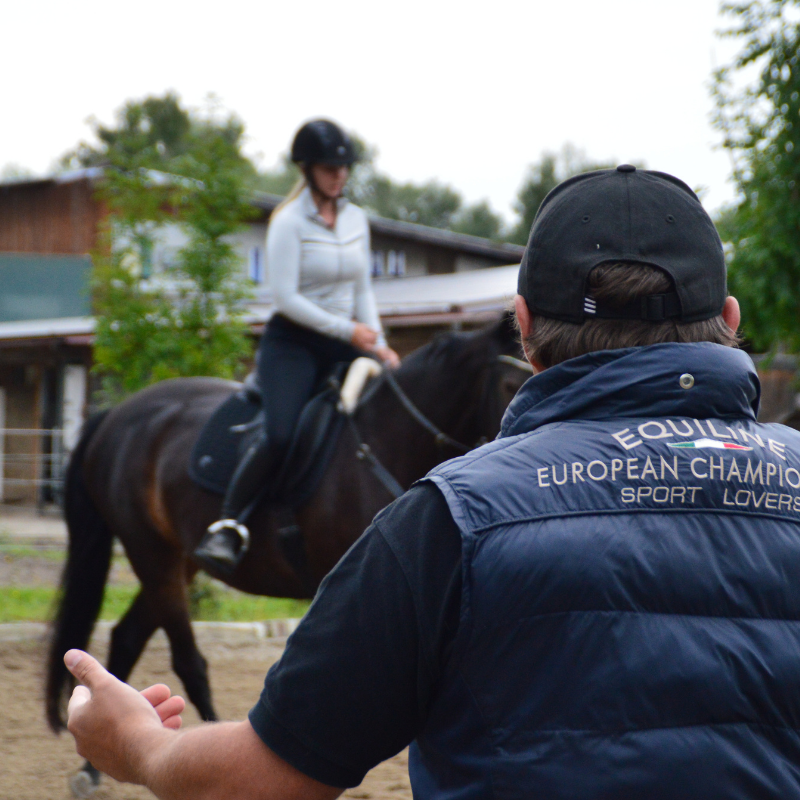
[46,314,528,737]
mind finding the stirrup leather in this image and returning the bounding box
[206,519,251,555]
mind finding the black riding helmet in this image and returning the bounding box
[291,119,357,167]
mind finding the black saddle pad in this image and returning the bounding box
[190,391,261,495]
[189,385,346,509]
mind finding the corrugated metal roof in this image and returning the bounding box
[1,175,525,262]
[373,264,519,316]
[250,193,526,261]
[0,316,95,340]
[0,168,103,190]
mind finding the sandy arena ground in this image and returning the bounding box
[0,632,412,800]
[0,507,411,798]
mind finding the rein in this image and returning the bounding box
[345,356,521,499]
[382,369,473,454]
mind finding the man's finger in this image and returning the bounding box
[64,649,110,691]
[140,684,172,708]
[153,695,186,723]
[67,685,91,717]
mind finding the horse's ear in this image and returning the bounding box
[492,308,519,347]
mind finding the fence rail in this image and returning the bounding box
[0,428,67,504]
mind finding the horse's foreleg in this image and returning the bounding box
[106,589,159,681]
[159,584,217,722]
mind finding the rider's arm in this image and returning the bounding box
[267,209,357,342]
[352,217,387,348]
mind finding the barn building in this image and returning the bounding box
[0,170,523,503]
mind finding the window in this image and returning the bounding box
[371,250,385,278]
[249,246,264,283]
[387,250,406,277]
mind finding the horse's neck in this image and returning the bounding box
[355,361,481,485]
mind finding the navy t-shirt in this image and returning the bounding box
[248,482,461,788]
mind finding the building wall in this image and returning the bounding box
[384,321,490,358]
[0,346,91,505]
[455,254,503,272]
[0,365,40,503]
[0,180,102,254]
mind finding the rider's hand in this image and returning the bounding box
[374,346,400,369]
[351,323,379,350]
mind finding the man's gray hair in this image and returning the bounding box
[522,262,739,369]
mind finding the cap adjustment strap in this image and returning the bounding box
[585,291,682,321]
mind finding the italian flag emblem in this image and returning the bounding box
[668,438,752,451]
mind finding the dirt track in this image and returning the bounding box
[0,633,411,800]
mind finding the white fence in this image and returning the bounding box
[0,428,67,505]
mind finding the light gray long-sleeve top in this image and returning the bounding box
[267,187,386,347]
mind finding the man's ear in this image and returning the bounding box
[514,295,545,373]
[514,295,532,340]
[722,296,741,334]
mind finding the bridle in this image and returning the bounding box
[346,354,532,499]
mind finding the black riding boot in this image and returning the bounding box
[193,434,275,576]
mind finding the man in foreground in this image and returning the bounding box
[65,165,800,799]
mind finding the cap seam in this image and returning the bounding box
[625,173,632,257]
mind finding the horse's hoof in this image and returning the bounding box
[69,769,100,798]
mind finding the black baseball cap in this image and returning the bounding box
[517,165,727,323]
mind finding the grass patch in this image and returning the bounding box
[0,543,67,561]
[0,585,309,624]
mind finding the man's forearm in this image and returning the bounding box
[64,650,342,800]
[143,720,342,800]
[144,721,249,800]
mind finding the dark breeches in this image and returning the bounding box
[257,314,364,462]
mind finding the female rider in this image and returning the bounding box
[194,119,399,574]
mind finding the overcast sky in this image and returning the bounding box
[4,0,741,224]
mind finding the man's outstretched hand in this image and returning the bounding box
[65,649,184,784]
[64,649,341,800]
[139,683,186,730]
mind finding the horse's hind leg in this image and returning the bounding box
[77,591,160,795]
[114,574,217,721]
[71,590,160,798]
[161,596,218,722]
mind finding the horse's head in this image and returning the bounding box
[472,309,532,440]
[392,309,531,450]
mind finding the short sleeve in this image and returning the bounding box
[248,483,462,787]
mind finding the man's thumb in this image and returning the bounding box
[64,649,105,687]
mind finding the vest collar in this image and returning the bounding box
[500,342,760,439]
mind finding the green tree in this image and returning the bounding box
[509,145,616,244]
[254,153,301,197]
[451,200,504,240]
[0,163,35,181]
[712,0,800,351]
[67,94,256,401]
[265,132,508,238]
[509,153,559,245]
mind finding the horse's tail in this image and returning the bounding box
[45,410,112,732]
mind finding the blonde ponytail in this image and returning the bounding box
[271,176,307,217]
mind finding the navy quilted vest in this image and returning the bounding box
[413,342,800,799]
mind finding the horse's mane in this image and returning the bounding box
[361,312,518,408]
[397,330,465,375]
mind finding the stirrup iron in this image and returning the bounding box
[206,518,250,554]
